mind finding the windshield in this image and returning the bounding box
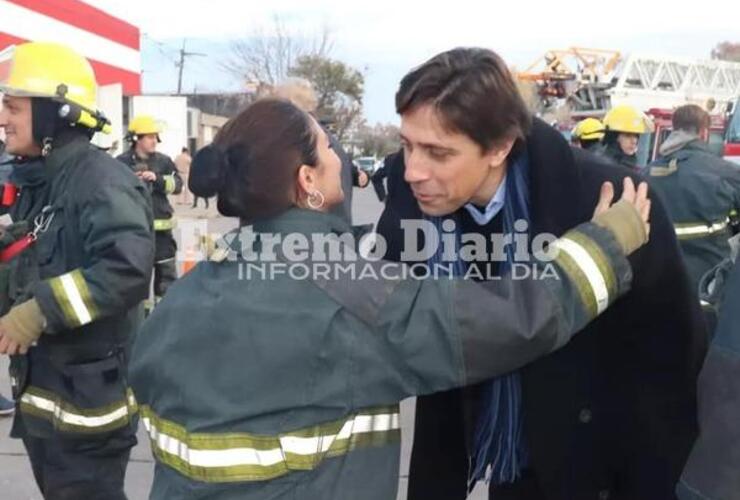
[356,158,375,170]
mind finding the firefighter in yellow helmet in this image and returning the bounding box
[571,117,604,151]
[117,116,182,310]
[598,105,651,169]
[0,42,153,498]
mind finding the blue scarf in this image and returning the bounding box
[426,151,531,487]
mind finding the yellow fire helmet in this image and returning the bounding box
[603,105,652,135]
[0,41,111,133]
[128,115,162,137]
[572,118,605,141]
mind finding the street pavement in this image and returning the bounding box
[0,186,487,499]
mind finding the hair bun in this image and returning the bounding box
[189,144,225,198]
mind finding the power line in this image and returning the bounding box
[176,39,207,94]
[141,33,179,65]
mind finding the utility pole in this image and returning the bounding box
[176,39,206,94]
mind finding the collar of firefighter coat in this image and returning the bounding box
[669,139,711,162]
[214,208,354,262]
[43,130,90,182]
[9,131,88,188]
[225,207,356,260]
[251,207,353,239]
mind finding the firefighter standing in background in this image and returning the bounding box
[646,104,740,289]
[645,104,740,330]
[571,117,604,151]
[598,104,651,169]
[117,117,182,307]
[0,41,153,499]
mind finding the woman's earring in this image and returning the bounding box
[307,190,325,209]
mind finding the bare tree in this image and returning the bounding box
[221,16,333,87]
[353,122,401,158]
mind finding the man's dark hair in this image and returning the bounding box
[396,47,532,151]
[182,147,189,153]
[672,104,710,134]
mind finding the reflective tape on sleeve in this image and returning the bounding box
[154,218,176,231]
[674,218,729,240]
[48,269,98,327]
[553,234,612,316]
[163,175,177,194]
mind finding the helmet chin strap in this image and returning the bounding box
[31,98,92,157]
[41,137,53,158]
[31,98,64,157]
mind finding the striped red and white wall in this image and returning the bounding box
[0,0,141,95]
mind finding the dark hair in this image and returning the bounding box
[579,138,601,151]
[396,47,532,151]
[181,147,189,153]
[673,104,710,134]
[189,98,318,221]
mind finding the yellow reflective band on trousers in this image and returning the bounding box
[19,386,138,434]
[141,404,402,483]
[553,229,616,318]
[163,175,177,194]
[49,269,99,328]
[154,218,175,231]
[674,218,730,240]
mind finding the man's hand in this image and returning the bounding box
[137,171,157,182]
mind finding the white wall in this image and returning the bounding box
[92,83,123,155]
[131,95,188,160]
[203,126,214,144]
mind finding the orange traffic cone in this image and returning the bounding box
[180,248,200,276]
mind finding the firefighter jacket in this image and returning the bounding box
[2,131,153,439]
[645,139,740,290]
[129,207,635,500]
[117,149,182,232]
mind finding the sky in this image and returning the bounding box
[89,0,740,124]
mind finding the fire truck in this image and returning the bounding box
[725,99,740,165]
[518,49,740,165]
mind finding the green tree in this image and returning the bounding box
[353,122,401,158]
[289,55,365,141]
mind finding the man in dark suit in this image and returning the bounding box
[376,47,707,500]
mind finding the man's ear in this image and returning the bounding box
[485,137,516,169]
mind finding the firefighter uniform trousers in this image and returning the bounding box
[14,348,138,500]
[116,149,183,304]
[154,228,177,299]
